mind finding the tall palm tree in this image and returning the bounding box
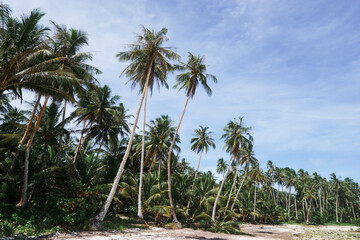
[167,52,217,224]
[91,26,178,229]
[186,126,215,214]
[212,117,252,221]
[250,164,263,221]
[330,173,341,223]
[230,143,258,210]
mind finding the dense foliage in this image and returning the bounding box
[0,3,359,237]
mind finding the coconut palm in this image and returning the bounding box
[167,52,217,224]
[186,126,215,214]
[212,117,252,221]
[91,26,179,229]
[250,164,264,221]
[145,115,180,178]
[330,173,341,223]
[231,144,258,211]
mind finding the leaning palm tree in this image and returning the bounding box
[212,117,252,221]
[166,52,217,224]
[186,126,215,214]
[230,144,257,210]
[91,26,178,229]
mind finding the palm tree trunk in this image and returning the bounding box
[166,94,192,225]
[95,138,105,161]
[231,164,248,210]
[147,147,158,177]
[137,88,148,220]
[254,181,257,221]
[336,190,339,223]
[73,120,86,164]
[57,100,67,152]
[73,119,94,166]
[17,95,49,207]
[225,162,238,211]
[212,156,234,222]
[90,69,150,231]
[294,194,298,219]
[288,187,291,220]
[186,148,204,214]
[351,202,357,220]
[307,199,312,223]
[319,189,322,217]
[12,95,41,169]
[302,199,306,222]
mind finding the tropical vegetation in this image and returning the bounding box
[0,3,359,237]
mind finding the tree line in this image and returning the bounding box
[0,3,359,236]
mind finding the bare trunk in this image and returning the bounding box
[225,162,238,211]
[306,199,312,224]
[95,138,104,161]
[147,147,158,177]
[73,120,86,165]
[302,199,306,222]
[319,189,322,217]
[166,94,191,225]
[351,202,357,220]
[186,148,204,214]
[137,89,147,220]
[254,181,257,221]
[288,187,291,220]
[90,75,149,230]
[73,119,94,166]
[12,95,41,169]
[58,99,67,151]
[17,96,49,207]
[336,190,339,223]
[212,156,234,222]
[231,164,248,210]
[294,194,298,219]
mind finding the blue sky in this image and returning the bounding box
[10,0,360,183]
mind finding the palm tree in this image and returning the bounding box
[186,126,215,214]
[250,164,263,221]
[216,158,227,175]
[212,117,252,221]
[145,115,179,178]
[91,26,178,229]
[230,144,258,211]
[50,22,101,152]
[167,52,217,224]
[330,173,341,223]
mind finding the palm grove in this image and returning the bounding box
[0,4,359,236]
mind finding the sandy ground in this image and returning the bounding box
[45,224,359,240]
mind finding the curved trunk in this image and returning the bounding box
[90,65,151,231]
[95,138,105,161]
[166,94,191,225]
[212,156,234,222]
[17,95,49,207]
[73,119,95,166]
[12,95,41,169]
[147,147,158,177]
[186,148,204,214]
[231,164,249,210]
[137,88,148,220]
[225,161,238,210]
